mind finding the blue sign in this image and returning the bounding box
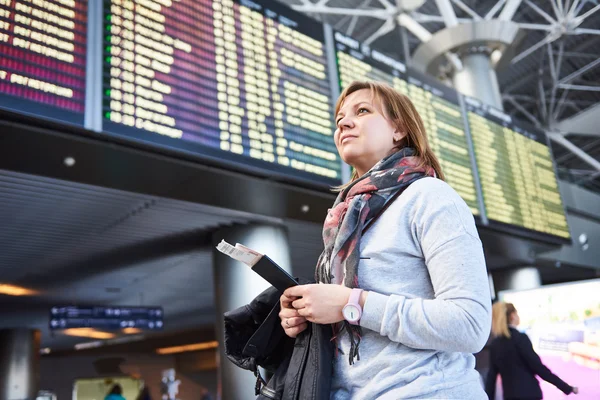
[49,306,163,330]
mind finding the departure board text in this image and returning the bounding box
[0,0,87,124]
[101,0,340,183]
[465,97,570,239]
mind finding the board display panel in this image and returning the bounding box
[0,0,87,125]
[334,31,481,215]
[465,96,570,240]
[101,0,341,184]
[49,305,164,330]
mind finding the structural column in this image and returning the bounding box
[212,224,292,400]
[452,48,503,110]
[0,328,41,400]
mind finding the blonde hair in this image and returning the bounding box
[334,81,445,190]
[491,302,516,338]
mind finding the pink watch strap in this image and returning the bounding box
[349,288,363,306]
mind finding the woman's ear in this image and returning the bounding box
[393,131,407,142]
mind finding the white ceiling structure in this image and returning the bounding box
[278,0,600,193]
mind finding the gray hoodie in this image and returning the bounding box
[330,177,491,399]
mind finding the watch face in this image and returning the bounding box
[343,305,360,322]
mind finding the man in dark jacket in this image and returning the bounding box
[224,286,333,400]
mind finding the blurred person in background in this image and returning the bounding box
[485,301,578,399]
[105,384,126,400]
[136,385,151,400]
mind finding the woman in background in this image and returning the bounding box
[279,81,492,399]
[485,301,578,399]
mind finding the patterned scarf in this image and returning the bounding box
[315,147,435,365]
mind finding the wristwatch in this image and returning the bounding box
[342,288,363,325]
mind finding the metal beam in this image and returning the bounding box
[567,0,581,18]
[524,0,558,24]
[516,22,554,31]
[549,134,600,171]
[558,58,600,85]
[576,3,600,22]
[504,96,542,127]
[511,33,558,64]
[504,36,598,93]
[364,17,396,45]
[499,0,523,20]
[346,0,372,36]
[486,0,507,19]
[572,28,600,35]
[550,0,562,20]
[549,40,564,119]
[290,5,389,19]
[410,12,472,23]
[451,0,481,20]
[397,13,432,42]
[435,0,459,27]
[557,83,600,91]
[556,103,600,136]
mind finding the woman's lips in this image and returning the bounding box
[340,135,357,144]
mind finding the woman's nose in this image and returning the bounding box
[337,115,354,130]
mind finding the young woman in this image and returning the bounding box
[279,81,492,399]
[485,302,578,399]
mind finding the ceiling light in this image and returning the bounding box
[0,284,37,296]
[40,347,51,354]
[122,327,142,334]
[156,341,218,355]
[63,328,115,339]
[490,49,503,65]
[63,156,76,167]
[74,341,104,350]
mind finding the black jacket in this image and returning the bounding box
[224,285,334,400]
[485,327,573,400]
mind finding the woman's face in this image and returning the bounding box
[510,311,520,326]
[334,89,404,176]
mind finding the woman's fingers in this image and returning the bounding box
[285,316,307,327]
[279,306,299,319]
[283,322,308,338]
[280,293,298,309]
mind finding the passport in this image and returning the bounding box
[216,240,298,292]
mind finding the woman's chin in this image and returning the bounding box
[340,150,361,167]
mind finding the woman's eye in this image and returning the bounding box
[358,108,369,114]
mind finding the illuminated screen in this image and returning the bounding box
[49,305,164,330]
[465,97,570,240]
[500,280,600,399]
[334,31,481,215]
[0,0,87,125]
[101,0,341,184]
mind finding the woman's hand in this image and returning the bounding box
[279,293,307,338]
[571,386,579,395]
[284,284,352,324]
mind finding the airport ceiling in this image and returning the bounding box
[0,169,325,351]
[278,0,600,193]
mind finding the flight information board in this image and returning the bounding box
[0,0,87,125]
[49,305,164,330]
[334,32,481,215]
[465,97,570,240]
[101,0,340,184]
